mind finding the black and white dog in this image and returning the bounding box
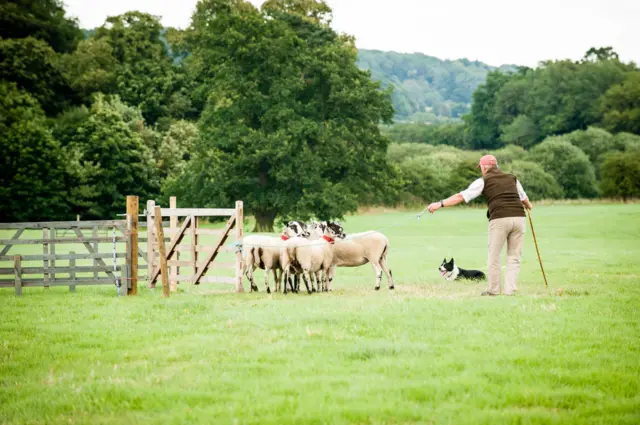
[439,258,486,281]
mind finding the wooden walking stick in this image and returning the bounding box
[527,209,548,288]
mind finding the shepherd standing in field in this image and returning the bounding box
[427,155,533,296]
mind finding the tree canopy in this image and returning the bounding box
[175,0,394,231]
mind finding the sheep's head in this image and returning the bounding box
[325,221,346,240]
[283,220,310,238]
[308,220,327,238]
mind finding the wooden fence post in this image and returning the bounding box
[69,251,76,293]
[235,201,244,293]
[48,227,55,289]
[127,196,139,295]
[154,206,170,298]
[146,200,155,288]
[191,215,198,284]
[43,227,49,288]
[169,196,178,293]
[14,255,22,296]
[92,225,99,282]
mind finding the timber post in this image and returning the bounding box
[169,196,178,293]
[14,255,22,297]
[154,206,170,298]
[126,196,139,295]
[235,200,244,293]
[146,200,155,288]
[69,251,76,293]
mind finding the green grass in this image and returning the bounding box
[1,204,639,424]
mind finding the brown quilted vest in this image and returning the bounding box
[482,168,525,221]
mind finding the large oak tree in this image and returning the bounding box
[179,0,395,231]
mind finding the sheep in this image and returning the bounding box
[311,222,394,291]
[280,222,346,294]
[242,220,309,293]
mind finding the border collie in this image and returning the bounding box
[439,258,486,281]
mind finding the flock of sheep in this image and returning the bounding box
[241,220,394,294]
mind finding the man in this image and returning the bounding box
[427,155,533,296]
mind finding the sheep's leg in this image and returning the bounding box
[293,274,299,293]
[380,255,394,290]
[245,264,259,292]
[264,267,272,294]
[301,271,313,294]
[310,272,317,293]
[371,261,383,291]
[274,269,281,292]
[282,263,291,295]
[327,265,337,291]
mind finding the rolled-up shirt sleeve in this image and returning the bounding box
[516,180,528,201]
[459,178,484,203]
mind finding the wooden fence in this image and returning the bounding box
[0,196,244,296]
[0,220,131,296]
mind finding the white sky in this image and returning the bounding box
[64,0,640,67]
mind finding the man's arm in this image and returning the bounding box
[428,178,483,213]
[517,180,533,210]
[428,193,464,213]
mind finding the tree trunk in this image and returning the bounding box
[253,210,276,233]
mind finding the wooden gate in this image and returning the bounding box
[141,199,244,294]
[0,220,131,295]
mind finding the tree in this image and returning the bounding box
[157,120,199,181]
[182,0,394,231]
[600,152,640,201]
[0,82,68,221]
[492,145,528,164]
[505,161,564,200]
[613,132,640,153]
[59,38,118,104]
[583,47,619,62]
[58,94,160,218]
[562,127,615,164]
[465,71,513,149]
[529,138,598,198]
[465,52,633,148]
[600,72,640,135]
[499,115,538,148]
[382,122,469,148]
[94,12,180,124]
[0,0,82,53]
[0,37,76,115]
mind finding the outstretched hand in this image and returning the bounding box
[427,202,441,214]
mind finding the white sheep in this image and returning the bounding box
[311,222,394,291]
[280,222,346,294]
[242,221,309,293]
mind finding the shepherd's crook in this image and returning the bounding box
[527,209,548,288]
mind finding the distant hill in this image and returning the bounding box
[356,49,518,123]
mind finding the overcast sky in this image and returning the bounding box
[64,0,639,67]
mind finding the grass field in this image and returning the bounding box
[1,204,639,424]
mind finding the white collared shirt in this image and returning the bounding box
[460,178,528,203]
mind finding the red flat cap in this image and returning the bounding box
[478,154,498,168]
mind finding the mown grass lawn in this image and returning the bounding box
[1,204,639,424]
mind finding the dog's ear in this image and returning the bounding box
[443,258,446,263]
[449,258,454,264]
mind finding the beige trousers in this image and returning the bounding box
[488,217,525,295]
